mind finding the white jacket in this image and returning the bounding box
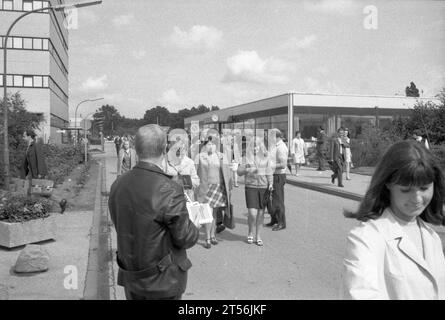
[342,208,445,300]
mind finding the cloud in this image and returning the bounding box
[158,89,183,111]
[281,35,318,51]
[303,0,357,15]
[131,49,147,60]
[80,75,108,91]
[112,14,135,27]
[303,77,341,94]
[168,25,223,50]
[78,9,98,26]
[82,43,117,57]
[223,50,292,84]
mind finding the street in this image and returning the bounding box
[103,142,360,300]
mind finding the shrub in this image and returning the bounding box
[43,144,85,185]
[430,144,445,171]
[0,194,52,223]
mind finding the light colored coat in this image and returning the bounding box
[117,148,138,175]
[342,208,445,300]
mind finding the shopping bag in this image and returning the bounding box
[184,193,213,227]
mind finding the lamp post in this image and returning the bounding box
[74,97,103,145]
[2,0,102,190]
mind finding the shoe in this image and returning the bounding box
[204,239,211,249]
[331,174,335,184]
[256,239,263,246]
[265,222,277,227]
[338,184,344,188]
[247,235,254,244]
[216,224,226,233]
[235,184,239,187]
[346,177,351,180]
[210,237,218,245]
[272,224,286,231]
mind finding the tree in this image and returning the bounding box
[93,104,122,136]
[142,106,171,126]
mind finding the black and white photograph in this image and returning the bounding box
[0,0,444,309]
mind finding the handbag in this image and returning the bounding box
[262,188,273,208]
[184,193,213,227]
[222,204,235,229]
[179,174,193,190]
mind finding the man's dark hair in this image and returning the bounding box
[24,129,37,139]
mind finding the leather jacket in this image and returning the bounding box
[108,161,199,298]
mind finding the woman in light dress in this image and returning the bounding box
[342,128,352,180]
[290,131,307,176]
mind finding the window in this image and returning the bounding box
[6,75,13,86]
[42,76,49,87]
[33,38,42,50]
[34,1,43,10]
[3,0,13,10]
[13,37,23,49]
[23,38,33,49]
[23,0,33,11]
[6,37,13,49]
[33,76,43,87]
[13,75,23,87]
[42,39,48,50]
[23,76,33,87]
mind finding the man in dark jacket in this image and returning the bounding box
[316,126,328,171]
[108,124,199,300]
[330,127,345,188]
[21,129,48,179]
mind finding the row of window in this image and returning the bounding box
[0,74,49,88]
[0,36,49,50]
[1,0,50,12]
[0,35,69,77]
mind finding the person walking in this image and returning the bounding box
[342,140,445,299]
[21,129,48,195]
[342,128,352,180]
[117,140,138,176]
[316,126,328,171]
[290,131,307,176]
[195,136,233,249]
[237,136,273,246]
[330,127,345,188]
[265,129,288,231]
[114,136,122,156]
[108,124,199,300]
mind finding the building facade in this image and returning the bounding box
[184,92,440,147]
[0,0,69,144]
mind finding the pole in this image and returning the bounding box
[74,97,103,146]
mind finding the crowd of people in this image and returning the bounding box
[108,124,445,300]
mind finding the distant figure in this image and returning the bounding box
[290,131,307,176]
[342,140,445,299]
[114,136,122,156]
[108,124,199,300]
[342,128,352,180]
[330,127,345,188]
[316,126,328,171]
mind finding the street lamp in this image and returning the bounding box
[74,97,104,144]
[2,0,102,190]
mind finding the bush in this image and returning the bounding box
[430,144,445,171]
[43,144,85,186]
[0,194,52,223]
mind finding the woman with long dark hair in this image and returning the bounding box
[342,140,445,299]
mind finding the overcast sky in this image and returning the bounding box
[68,0,445,119]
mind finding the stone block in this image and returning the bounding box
[0,215,57,248]
[14,244,50,273]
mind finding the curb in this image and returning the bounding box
[83,160,111,300]
[286,178,364,202]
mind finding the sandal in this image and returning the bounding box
[256,239,264,246]
[210,237,218,245]
[204,239,211,249]
[247,235,254,244]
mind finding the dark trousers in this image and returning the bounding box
[271,174,286,227]
[216,207,224,225]
[124,287,182,300]
[332,160,344,186]
[115,145,120,156]
[317,150,326,170]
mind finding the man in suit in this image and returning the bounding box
[109,124,199,300]
[330,127,345,188]
[21,129,48,180]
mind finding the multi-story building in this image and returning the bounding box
[0,0,69,144]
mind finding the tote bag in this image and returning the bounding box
[184,193,213,227]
